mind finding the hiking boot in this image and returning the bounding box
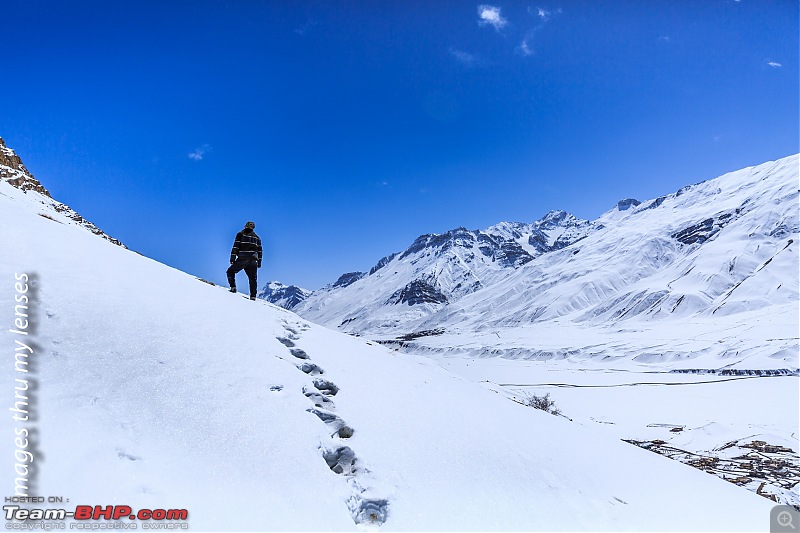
[229,286,237,293]
[249,295,256,301]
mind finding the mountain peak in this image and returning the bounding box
[536,209,582,229]
[257,281,311,309]
[616,198,641,211]
[542,209,570,220]
[0,137,51,196]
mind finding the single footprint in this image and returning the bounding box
[307,408,355,439]
[276,337,295,348]
[117,450,141,461]
[322,446,358,475]
[304,388,335,409]
[307,408,339,424]
[350,498,389,525]
[269,385,284,392]
[336,426,355,439]
[313,379,339,396]
[298,363,324,376]
[290,348,310,360]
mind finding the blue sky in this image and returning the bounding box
[2,1,797,289]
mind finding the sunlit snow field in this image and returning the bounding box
[1,148,797,530]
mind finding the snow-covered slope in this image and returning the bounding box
[0,155,778,530]
[434,155,798,329]
[394,155,799,369]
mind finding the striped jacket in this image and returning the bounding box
[230,230,263,265]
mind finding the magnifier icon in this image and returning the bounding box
[778,511,796,530]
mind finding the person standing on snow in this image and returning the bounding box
[227,221,262,300]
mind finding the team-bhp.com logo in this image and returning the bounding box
[4,505,188,521]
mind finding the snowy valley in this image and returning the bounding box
[1,138,797,530]
[269,153,800,512]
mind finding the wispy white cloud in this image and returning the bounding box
[529,6,562,20]
[659,35,671,42]
[767,61,782,68]
[449,48,477,66]
[517,35,534,56]
[478,4,508,31]
[188,144,211,161]
[516,6,561,57]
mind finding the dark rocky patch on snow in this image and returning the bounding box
[259,283,311,309]
[617,198,641,211]
[369,253,398,275]
[388,279,448,306]
[671,209,741,245]
[333,272,366,289]
[638,196,667,212]
[670,368,798,376]
[477,233,533,267]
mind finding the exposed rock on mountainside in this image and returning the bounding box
[0,136,50,196]
[257,281,312,309]
[0,136,125,248]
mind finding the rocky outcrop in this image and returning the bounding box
[0,136,125,248]
[388,279,448,306]
[0,137,51,196]
[333,272,366,289]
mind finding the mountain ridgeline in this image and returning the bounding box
[262,209,597,311]
[0,137,125,247]
[261,154,799,339]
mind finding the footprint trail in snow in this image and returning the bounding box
[277,320,390,526]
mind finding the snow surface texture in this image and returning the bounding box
[291,155,799,371]
[0,165,782,529]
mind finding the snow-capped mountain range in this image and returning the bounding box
[269,155,798,361]
[265,209,599,322]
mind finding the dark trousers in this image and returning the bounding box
[227,257,258,297]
